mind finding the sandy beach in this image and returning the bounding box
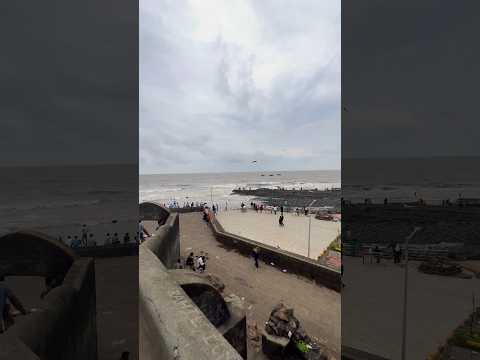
[216,210,340,259]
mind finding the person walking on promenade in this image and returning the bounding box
[252,247,260,270]
[1,273,29,332]
[279,214,284,226]
[280,205,284,215]
[393,242,401,264]
[139,221,150,243]
[81,224,89,247]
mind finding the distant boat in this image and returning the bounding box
[261,174,265,176]
[276,174,281,176]
[269,174,274,176]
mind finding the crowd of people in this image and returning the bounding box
[180,251,208,273]
[56,222,151,248]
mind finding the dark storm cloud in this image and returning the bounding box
[0,1,138,166]
[343,1,480,158]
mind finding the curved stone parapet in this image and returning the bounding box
[2,235,97,360]
[143,212,180,269]
[0,230,76,278]
[140,201,170,225]
[139,246,244,360]
[139,207,246,359]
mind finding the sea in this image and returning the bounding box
[0,164,138,243]
[139,170,341,209]
[2,158,480,242]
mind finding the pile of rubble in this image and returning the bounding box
[263,303,330,360]
[418,258,463,276]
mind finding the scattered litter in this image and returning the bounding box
[248,305,253,310]
[215,256,219,259]
[112,339,126,346]
[282,269,287,273]
[270,262,275,266]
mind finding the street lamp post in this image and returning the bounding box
[401,226,422,360]
[307,214,312,258]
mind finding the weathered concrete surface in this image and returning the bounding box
[179,213,341,358]
[168,270,248,358]
[216,211,339,259]
[74,243,138,258]
[139,246,243,360]
[0,230,76,277]
[3,257,97,360]
[210,217,340,291]
[342,256,480,360]
[95,256,138,360]
[139,202,170,225]
[142,214,179,269]
[0,230,97,360]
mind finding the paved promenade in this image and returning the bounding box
[342,256,480,360]
[179,213,341,359]
[216,210,340,259]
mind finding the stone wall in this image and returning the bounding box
[210,217,341,292]
[139,206,246,359]
[143,213,180,269]
[170,207,204,213]
[0,230,75,277]
[139,246,244,360]
[139,201,170,225]
[5,258,97,360]
[74,242,138,258]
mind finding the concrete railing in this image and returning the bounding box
[210,217,341,292]
[7,258,97,360]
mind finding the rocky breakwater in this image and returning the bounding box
[262,303,333,360]
[232,188,340,211]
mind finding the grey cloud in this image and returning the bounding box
[140,0,340,174]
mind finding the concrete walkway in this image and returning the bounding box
[179,213,341,359]
[342,256,480,360]
[216,210,340,259]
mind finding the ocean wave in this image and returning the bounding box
[0,199,102,213]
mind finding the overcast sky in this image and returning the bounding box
[343,1,480,159]
[0,1,138,167]
[140,0,340,174]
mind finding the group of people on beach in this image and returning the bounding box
[61,222,151,248]
[245,202,286,227]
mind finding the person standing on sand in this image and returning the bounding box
[279,215,284,226]
[252,247,260,269]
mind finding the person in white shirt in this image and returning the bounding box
[197,256,205,273]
